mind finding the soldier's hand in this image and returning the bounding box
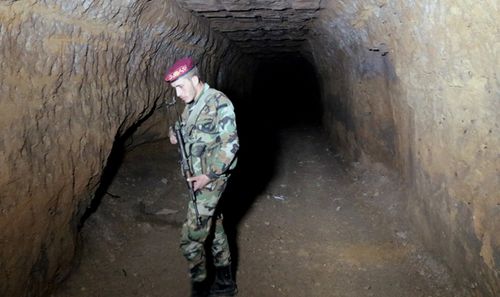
[187,174,211,191]
[169,127,177,144]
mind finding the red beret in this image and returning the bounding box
[164,57,195,82]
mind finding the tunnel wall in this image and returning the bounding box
[0,1,249,296]
[309,1,499,296]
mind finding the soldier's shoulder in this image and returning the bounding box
[207,87,228,100]
[207,88,233,108]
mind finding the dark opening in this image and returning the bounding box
[225,54,324,213]
[252,55,323,128]
[226,54,324,221]
[222,55,324,275]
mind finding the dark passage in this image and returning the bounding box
[224,55,324,221]
[251,56,323,127]
[223,55,325,277]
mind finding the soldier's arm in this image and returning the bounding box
[206,98,239,180]
[169,126,177,144]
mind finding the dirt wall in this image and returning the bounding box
[309,1,499,296]
[0,1,247,296]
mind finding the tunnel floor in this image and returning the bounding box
[52,125,461,297]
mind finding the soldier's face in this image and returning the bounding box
[171,76,197,104]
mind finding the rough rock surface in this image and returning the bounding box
[308,1,499,296]
[0,1,249,296]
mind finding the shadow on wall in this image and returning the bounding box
[221,54,323,274]
[77,104,159,230]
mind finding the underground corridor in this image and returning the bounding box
[0,1,498,297]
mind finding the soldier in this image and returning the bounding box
[164,57,239,297]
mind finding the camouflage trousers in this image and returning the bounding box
[180,176,231,282]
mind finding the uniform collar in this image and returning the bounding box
[189,83,210,110]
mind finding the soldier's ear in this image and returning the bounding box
[191,75,200,86]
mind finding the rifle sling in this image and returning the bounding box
[185,85,216,137]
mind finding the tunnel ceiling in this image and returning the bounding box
[175,0,322,57]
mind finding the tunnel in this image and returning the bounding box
[0,1,498,296]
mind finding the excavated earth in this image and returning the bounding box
[52,124,465,297]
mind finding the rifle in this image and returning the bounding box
[173,121,202,227]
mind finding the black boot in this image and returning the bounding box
[191,280,209,297]
[209,265,238,296]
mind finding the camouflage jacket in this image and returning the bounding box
[180,83,239,181]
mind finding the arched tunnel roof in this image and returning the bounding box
[175,0,322,57]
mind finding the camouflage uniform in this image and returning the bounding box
[178,83,239,282]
